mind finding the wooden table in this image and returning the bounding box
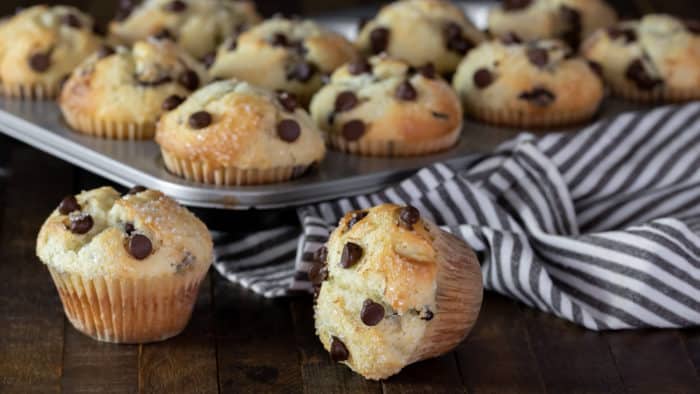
[1,1,700,393]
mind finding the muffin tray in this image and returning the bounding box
[0,2,648,210]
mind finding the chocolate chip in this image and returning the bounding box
[330,337,349,362]
[348,59,372,75]
[342,120,366,141]
[61,13,82,29]
[339,242,363,268]
[277,119,301,142]
[560,6,582,49]
[503,0,532,11]
[164,0,187,12]
[473,68,494,89]
[153,28,174,41]
[127,233,152,260]
[69,214,93,234]
[97,45,116,59]
[684,19,700,34]
[178,69,199,91]
[417,63,436,79]
[369,27,390,54]
[28,53,50,73]
[444,23,474,55]
[309,263,328,286]
[501,32,522,45]
[189,111,212,129]
[519,87,556,107]
[270,32,289,47]
[346,211,368,231]
[277,91,299,112]
[398,206,420,230]
[126,185,147,195]
[124,222,135,235]
[607,27,637,43]
[421,309,434,321]
[361,299,385,326]
[443,22,462,40]
[625,59,662,91]
[287,61,316,82]
[201,51,216,68]
[313,246,328,264]
[58,196,80,215]
[335,91,359,112]
[162,94,184,111]
[396,81,417,101]
[587,60,603,77]
[526,48,549,68]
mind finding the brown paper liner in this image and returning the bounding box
[611,84,700,103]
[466,103,600,129]
[48,267,205,344]
[1,82,59,100]
[160,148,311,186]
[61,107,155,140]
[326,126,461,157]
[406,222,483,365]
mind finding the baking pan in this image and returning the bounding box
[0,2,648,210]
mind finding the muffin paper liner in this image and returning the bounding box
[466,102,601,129]
[1,82,59,100]
[61,107,155,140]
[48,267,205,344]
[406,222,483,365]
[161,149,310,186]
[326,126,462,157]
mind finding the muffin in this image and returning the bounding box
[109,0,260,59]
[355,0,485,75]
[452,39,604,127]
[155,79,326,185]
[582,14,700,102]
[208,16,357,104]
[36,186,213,344]
[0,5,102,99]
[487,0,617,49]
[59,38,209,139]
[310,55,463,156]
[313,204,483,380]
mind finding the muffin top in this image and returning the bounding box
[0,5,101,92]
[155,79,326,169]
[582,14,700,96]
[36,186,213,279]
[488,0,617,49]
[209,16,357,103]
[309,55,462,143]
[59,38,209,124]
[453,39,604,115]
[109,0,261,59]
[356,0,485,74]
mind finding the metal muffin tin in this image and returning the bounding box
[0,2,646,209]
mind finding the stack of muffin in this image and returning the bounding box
[2,0,699,186]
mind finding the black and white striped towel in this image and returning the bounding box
[213,102,700,330]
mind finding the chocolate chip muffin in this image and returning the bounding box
[582,14,700,102]
[309,55,463,156]
[356,0,485,76]
[36,186,213,343]
[488,0,617,50]
[59,38,208,139]
[155,79,326,185]
[0,5,102,99]
[313,204,483,380]
[109,0,260,59]
[452,39,604,128]
[208,16,357,104]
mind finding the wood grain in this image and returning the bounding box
[681,329,700,377]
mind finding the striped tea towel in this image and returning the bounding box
[213,102,700,330]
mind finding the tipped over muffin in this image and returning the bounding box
[356,0,485,75]
[310,55,463,156]
[453,38,604,127]
[313,204,483,380]
[59,38,209,139]
[36,186,213,344]
[0,5,102,99]
[155,79,326,185]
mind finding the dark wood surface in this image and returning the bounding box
[1,1,699,393]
